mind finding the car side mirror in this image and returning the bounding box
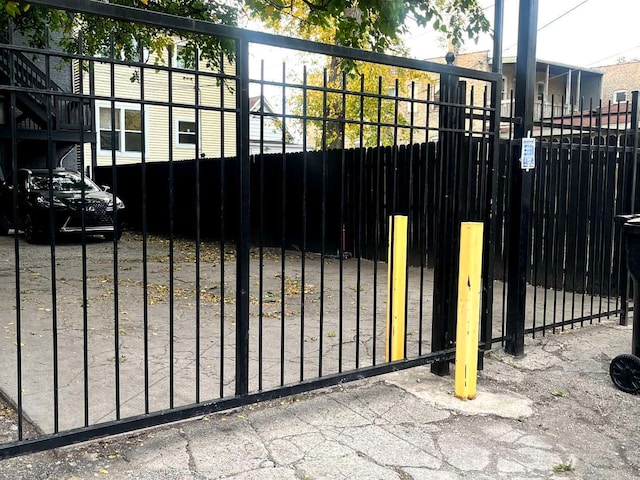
[101,185,111,192]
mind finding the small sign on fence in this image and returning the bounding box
[521,137,536,170]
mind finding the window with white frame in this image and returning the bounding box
[177,120,197,146]
[98,105,143,154]
[536,81,545,101]
[175,44,196,70]
[614,90,628,103]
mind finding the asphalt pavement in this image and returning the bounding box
[1,318,640,479]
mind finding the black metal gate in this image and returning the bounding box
[492,92,640,341]
[0,0,501,457]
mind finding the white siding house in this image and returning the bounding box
[249,96,303,155]
[81,48,237,168]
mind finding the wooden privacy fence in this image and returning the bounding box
[97,133,639,298]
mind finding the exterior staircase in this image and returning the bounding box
[0,34,94,172]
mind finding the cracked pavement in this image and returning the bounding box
[2,320,640,479]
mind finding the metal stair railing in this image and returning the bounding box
[0,36,91,131]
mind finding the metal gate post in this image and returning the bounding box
[431,63,461,376]
[621,91,640,325]
[505,0,538,356]
[480,0,504,357]
[236,38,250,396]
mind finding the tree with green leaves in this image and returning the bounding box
[2,0,489,148]
[247,0,490,148]
[2,0,489,64]
[246,0,489,54]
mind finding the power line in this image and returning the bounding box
[586,44,640,67]
[537,0,590,32]
[504,0,590,52]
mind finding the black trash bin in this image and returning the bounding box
[610,217,640,394]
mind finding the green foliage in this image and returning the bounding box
[293,63,432,149]
[552,460,575,473]
[0,0,239,70]
[245,0,490,53]
[2,1,489,68]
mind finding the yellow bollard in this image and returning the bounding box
[386,215,408,362]
[454,222,484,400]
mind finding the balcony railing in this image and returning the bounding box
[500,100,575,120]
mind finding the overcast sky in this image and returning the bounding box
[405,0,640,68]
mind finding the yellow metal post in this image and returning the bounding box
[454,222,484,400]
[386,215,408,362]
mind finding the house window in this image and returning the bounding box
[537,81,545,101]
[175,44,196,70]
[98,106,142,154]
[501,76,507,101]
[177,120,197,146]
[614,90,628,103]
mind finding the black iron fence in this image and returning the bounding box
[0,0,500,457]
[4,0,637,462]
[493,93,639,339]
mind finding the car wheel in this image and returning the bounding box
[610,354,640,394]
[24,214,42,244]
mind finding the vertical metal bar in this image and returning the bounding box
[501,90,516,343]
[406,81,415,358]
[619,94,638,323]
[404,82,415,359]
[300,66,308,382]
[618,100,630,324]
[258,61,265,390]
[493,0,504,76]
[551,96,566,334]
[631,91,640,213]
[139,38,150,413]
[560,95,575,331]
[219,51,227,398]
[465,87,475,221]
[591,102,612,319]
[373,76,383,365]
[167,45,175,408]
[356,73,365,367]
[78,32,90,427]
[573,97,585,326]
[542,95,555,333]
[608,99,638,325]
[603,99,622,318]
[529,93,541,338]
[235,38,251,396]
[7,21,24,440]
[482,70,500,350]
[109,36,121,420]
[585,99,594,321]
[432,71,458,375]
[194,48,202,403]
[44,28,60,432]
[388,80,398,362]
[280,63,287,386]
[338,71,346,372]
[505,0,539,356]
[419,84,432,356]
[318,68,328,377]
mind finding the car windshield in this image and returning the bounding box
[29,172,102,193]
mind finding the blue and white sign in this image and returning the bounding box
[521,138,535,170]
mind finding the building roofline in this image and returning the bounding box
[499,56,603,75]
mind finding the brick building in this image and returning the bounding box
[596,61,640,105]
